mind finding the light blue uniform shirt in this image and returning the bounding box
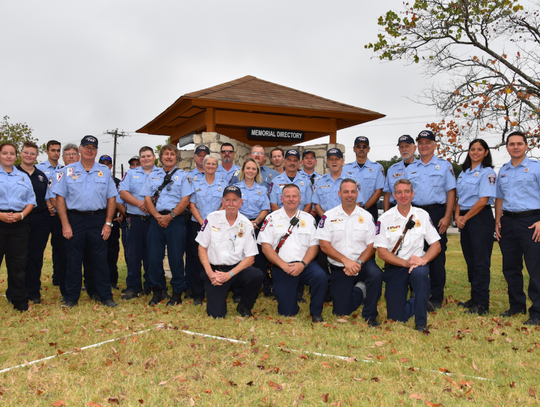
[216,163,240,184]
[36,159,62,182]
[344,159,385,204]
[299,169,322,189]
[456,165,496,210]
[235,180,270,220]
[403,156,457,206]
[140,167,193,213]
[230,165,279,191]
[0,166,36,210]
[496,156,540,212]
[383,160,415,205]
[187,167,205,183]
[312,171,364,212]
[269,171,313,209]
[118,165,158,216]
[189,175,228,221]
[52,161,117,211]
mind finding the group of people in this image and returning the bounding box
[1,128,539,331]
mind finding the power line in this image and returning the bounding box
[103,129,130,177]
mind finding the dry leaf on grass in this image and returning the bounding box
[87,403,102,407]
[409,394,423,400]
[51,401,66,407]
[530,387,536,398]
[472,361,478,371]
[321,393,329,402]
[268,381,283,391]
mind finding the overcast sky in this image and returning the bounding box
[0,0,513,171]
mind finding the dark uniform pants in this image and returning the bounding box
[25,211,50,300]
[0,219,30,310]
[125,216,150,294]
[186,220,204,299]
[384,265,430,326]
[330,259,383,319]
[107,219,121,286]
[272,261,328,317]
[49,214,64,286]
[64,211,112,302]
[147,216,187,294]
[424,205,447,304]
[201,266,263,318]
[499,214,540,318]
[460,206,494,309]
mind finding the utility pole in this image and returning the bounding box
[104,129,129,178]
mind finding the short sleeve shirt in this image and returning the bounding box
[456,165,496,210]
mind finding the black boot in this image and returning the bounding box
[148,288,163,305]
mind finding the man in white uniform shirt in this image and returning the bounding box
[374,179,441,332]
[258,184,328,322]
[196,185,263,318]
[316,179,383,327]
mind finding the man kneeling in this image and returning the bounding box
[196,186,263,318]
[258,184,328,323]
[374,179,441,332]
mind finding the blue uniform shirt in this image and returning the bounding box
[0,166,36,210]
[52,161,117,211]
[118,165,158,216]
[344,159,385,204]
[299,169,322,189]
[189,175,229,221]
[36,159,62,182]
[187,167,205,183]
[269,171,313,209]
[230,165,279,191]
[216,163,240,184]
[403,156,457,205]
[312,171,364,212]
[496,156,540,212]
[235,180,270,220]
[456,165,496,210]
[140,167,194,212]
[383,160,415,205]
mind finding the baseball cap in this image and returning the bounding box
[81,135,98,148]
[285,149,300,159]
[128,156,140,164]
[302,149,316,159]
[223,185,242,198]
[397,135,415,145]
[354,136,369,146]
[326,148,343,159]
[195,145,210,155]
[416,130,435,141]
[99,155,112,164]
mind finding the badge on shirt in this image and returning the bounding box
[393,172,402,178]
[300,219,306,228]
[98,171,103,177]
[318,215,326,228]
[300,181,304,186]
[474,172,479,177]
[358,216,364,224]
[376,221,381,235]
[435,165,440,170]
[415,219,421,228]
[369,168,373,172]
[211,226,220,232]
[201,219,208,232]
[67,167,73,177]
[257,190,261,195]
[238,222,245,238]
[525,167,530,173]
[488,174,496,185]
[38,175,44,182]
[174,175,179,180]
[218,187,222,192]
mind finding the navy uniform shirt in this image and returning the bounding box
[52,161,117,211]
[16,165,48,214]
[383,160,415,205]
[312,170,364,213]
[344,159,385,203]
[269,171,313,210]
[140,167,194,212]
[456,165,496,210]
[403,156,457,206]
[0,166,36,211]
[189,176,229,221]
[234,180,270,220]
[496,156,540,212]
[118,165,159,216]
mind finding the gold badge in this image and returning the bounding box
[415,219,421,228]
[98,171,103,177]
[358,216,364,224]
[300,219,306,228]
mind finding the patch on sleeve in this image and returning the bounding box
[48,177,53,188]
[200,219,208,232]
[56,171,64,182]
[121,173,127,182]
[269,182,274,194]
[251,229,255,239]
[318,215,326,229]
[450,166,455,176]
[260,217,270,232]
[488,173,496,185]
[356,182,361,193]
[376,221,381,235]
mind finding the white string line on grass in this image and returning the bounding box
[0,323,492,382]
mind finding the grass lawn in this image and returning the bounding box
[0,235,539,406]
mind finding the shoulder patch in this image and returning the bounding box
[376,221,381,235]
[260,217,270,232]
[318,215,326,229]
[269,182,273,194]
[56,171,64,182]
[200,219,208,232]
[488,173,496,185]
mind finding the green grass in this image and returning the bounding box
[0,236,539,406]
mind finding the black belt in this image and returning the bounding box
[158,210,187,216]
[459,205,491,216]
[414,203,445,211]
[69,209,105,216]
[0,209,20,213]
[503,209,540,219]
[211,263,239,272]
[127,212,150,221]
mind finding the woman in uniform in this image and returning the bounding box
[0,142,36,311]
[455,138,496,315]
[188,155,229,304]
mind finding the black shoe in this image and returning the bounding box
[62,301,77,308]
[184,289,194,299]
[312,314,324,323]
[90,294,100,302]
[524,317,540,326]
[15,305,29,312]
[29,297,41,304]
[466,305,488,316]
[457,298,474,308]
[427,301,442,312]
[111,285,119,290]
[297,297,307,304]
[167,292,182,306]
[193,298,203,306]
[366,319,380,328]
[143,286,152,295]
[121,290,139,300]
[232,296,241,304]
[500,308,527,317]
[414,324,429,333]
[161,289,171,300]
[263,292,275,298]
[121,288,127,294]
[149,289,163,305]
[102,299,118,308]
[237,303,253,317]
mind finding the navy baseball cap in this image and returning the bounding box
[397,135,415,145]
[326,148,343,159]
[223,185,242,198]
[302,149,316,159]
[99,155,112,164]
[81,135,98,147]
[128,156,140,164]
[354,136,369,146]
[195,145,210,155]
[285,149,300,159]
[416,130,435,141]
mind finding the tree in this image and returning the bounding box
[0,116,45,164]
[366,0,540,161]
[377,155,402,174]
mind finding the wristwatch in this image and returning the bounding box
[356,259,364,266]
[300,261,307,268]
[170,212,176,219]
[105,222,114,227]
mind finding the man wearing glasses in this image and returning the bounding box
[216,143,240,184]
[53,136,118,308]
